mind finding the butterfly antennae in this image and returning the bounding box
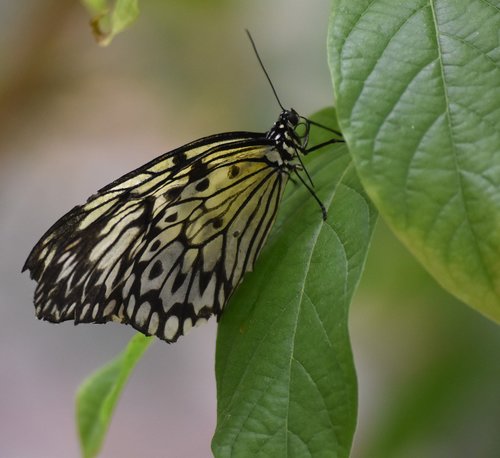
[246,29,285,111]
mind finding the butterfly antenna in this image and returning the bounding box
[246,29,285,111]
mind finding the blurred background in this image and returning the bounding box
[1,1,499,457]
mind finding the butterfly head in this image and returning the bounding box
[266,108,310,163]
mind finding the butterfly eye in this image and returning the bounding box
[288,109,300,125]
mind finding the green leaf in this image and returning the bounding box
[76,334,153,458]
[329,1,500,322]
[81,0,139,46]
[212,107,377,457]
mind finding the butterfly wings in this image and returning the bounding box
[23,132,290,342]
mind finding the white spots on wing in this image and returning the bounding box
[154,201,198,232]
[103,299,117,317]
[84,191,121,211]
[39,299,51,314]
[79,200,116,230]
[82,274,93,299]
[124,265,133,277]
[189,273,216,315]
[115,303,126,321]
[64,272,76,298]
[56,254,78,283]
[148,312,159,335]
[64,239,80,252]
[142,229,182,261]
[39,246,48,259]
[74,270,87,286]
[224,237,237,282]
[195,317,208,328]
[164,315,179,340]
[90,223,140,288]
[43,249,56,270]
[202,235,222,272]
[92,303,99,319]
[128,238,145,260]
[160,267,191,311]
[111,301,126,322]
[123,274,135,298]
[66,302,76,316]
[182,248,198,274]
[53,307,61,320]
[89,225,130,265]
[183,318,193,336]
[154,205,177,223]
[190,207,204,220]
[80,303,91,319]
[141,241,184,296]
[135,301,151,327]
[149,157,175,174]
[57,251,72,264]
[162,199,199,221]
[232,247,247,285]
[126,295,136,318]
[34,286,43,299]
[218,288,225,309]
[142,231,169,262]
[89,204,144,263]
[110,173,151,193]
[100,204,140,236]
[105,261,122,291]
[135,174,167,195]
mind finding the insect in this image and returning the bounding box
[23,32,343,343]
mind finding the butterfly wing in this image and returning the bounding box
[24,132,289,342]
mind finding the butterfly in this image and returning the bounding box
[23,33,343,343]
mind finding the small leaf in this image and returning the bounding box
[76,334,153,458]
[213,108,377,457]
[82,0,139,46]
[329,1,500,322]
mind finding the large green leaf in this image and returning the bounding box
[76,334,153,458]
[213,108,377,457]
[329,0,500,322]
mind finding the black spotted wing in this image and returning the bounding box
[23,131,291,342]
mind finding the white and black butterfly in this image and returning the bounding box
[23,33,343,342]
